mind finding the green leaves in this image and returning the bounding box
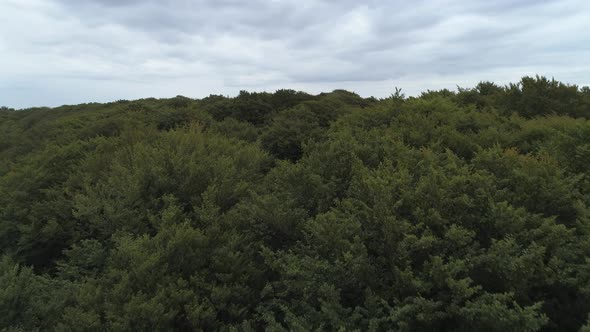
[0,257,66,330]
[1,79,590,330]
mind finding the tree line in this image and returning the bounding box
[1,76,590,331]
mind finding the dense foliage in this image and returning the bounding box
[2,76,590,331]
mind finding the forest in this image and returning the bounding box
[2,76,590,331]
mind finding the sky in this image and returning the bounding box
[1,0,589,109]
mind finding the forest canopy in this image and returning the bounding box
[2,76,590,331]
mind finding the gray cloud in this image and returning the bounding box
[0,0,589,108]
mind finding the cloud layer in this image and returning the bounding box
[1,0,589,108]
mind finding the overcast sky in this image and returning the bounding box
[1,0,589,109]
